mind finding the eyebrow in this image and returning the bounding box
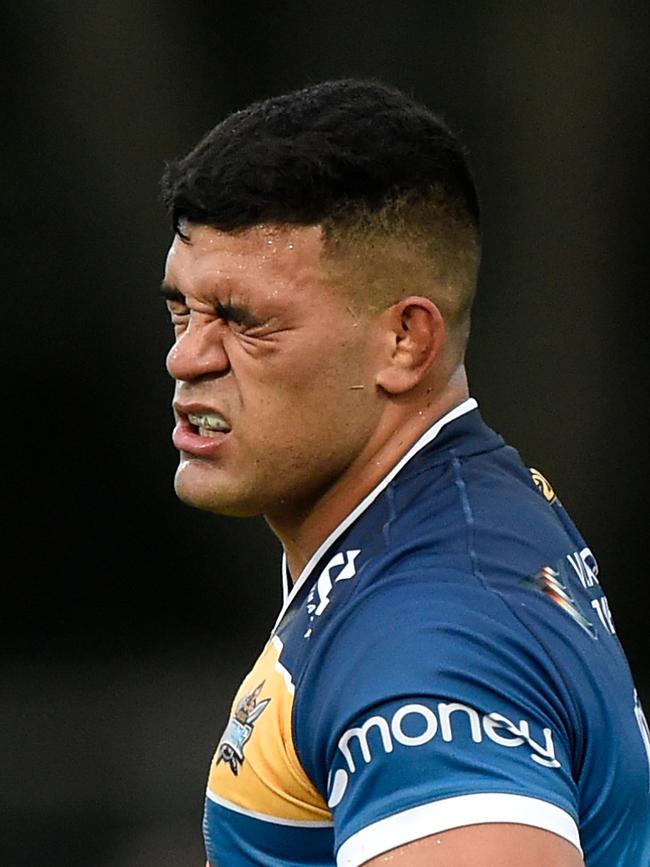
[216,300,261,327]
[159,280,262,327]
[160,280,185,302]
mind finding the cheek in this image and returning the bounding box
[253,366,357,424]
[286,332,372,388]
[233,329,375,429]
[258,372,375,459]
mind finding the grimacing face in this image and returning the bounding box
[163,223,385,523]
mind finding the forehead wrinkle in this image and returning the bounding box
[168,222,334,308]
[168,242,246,298]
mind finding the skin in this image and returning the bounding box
[363,824,583,866]
[163,222,466,575]
[165,222,583,866]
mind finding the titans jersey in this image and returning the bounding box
[204,399,650,866]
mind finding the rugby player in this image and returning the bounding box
[160,80,650,866]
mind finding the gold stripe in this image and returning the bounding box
[207,638,330,822]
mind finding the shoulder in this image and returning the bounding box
[306,566,569,694]
[295,567,581,763]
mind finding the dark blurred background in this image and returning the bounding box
[4,2,648,864]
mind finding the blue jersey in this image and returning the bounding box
[204,399,650,866]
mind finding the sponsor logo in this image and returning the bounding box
[304,549,361,638]
[216,682,270,776]
[564,548,616,634]
[530,467,558,504]
[523,565,596,637]
[566,547,600,589]
[525,551,616,637]
[327,700,560,808]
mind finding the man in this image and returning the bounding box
[160,80,649,866]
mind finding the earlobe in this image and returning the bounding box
[375,297,444,395]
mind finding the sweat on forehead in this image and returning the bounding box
[164,223,333,304]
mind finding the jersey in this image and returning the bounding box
[203,399,650,866]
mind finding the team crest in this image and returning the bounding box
[216,682,271,775]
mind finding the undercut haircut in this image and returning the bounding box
[161,79,481,330]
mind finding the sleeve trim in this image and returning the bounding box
[335,792,581,866]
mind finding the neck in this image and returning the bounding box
[267,367,469,580]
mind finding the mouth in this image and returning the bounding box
[172,404,233,455]
[186,412,232,438]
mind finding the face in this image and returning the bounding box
[163,223,383,523]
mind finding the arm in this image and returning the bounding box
[363,824,584,866]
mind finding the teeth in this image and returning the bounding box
[188,412,231,433]
[198,427,224,438]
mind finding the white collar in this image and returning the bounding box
[272,397,478,634]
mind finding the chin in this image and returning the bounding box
[174,467,262,518]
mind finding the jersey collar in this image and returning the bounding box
[274,397,478,633]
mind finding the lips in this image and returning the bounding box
[172,404,232,455]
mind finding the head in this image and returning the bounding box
[160,79,481,525]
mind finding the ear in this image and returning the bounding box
[375,296,445,395]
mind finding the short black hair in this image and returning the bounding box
[160,79,480,238]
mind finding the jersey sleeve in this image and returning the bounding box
[293,570,583,867]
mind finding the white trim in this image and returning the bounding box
[205,789,333,828]
[272,398,478,633]
[336,793,582,866]
[271,635,295,694]
[281,557,290,605]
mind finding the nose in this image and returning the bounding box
[166,317,230,382]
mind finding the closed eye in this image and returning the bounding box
[160,282,188,317]
[165,298,189,322]
[215,301,261,329]
[159,282,262,330]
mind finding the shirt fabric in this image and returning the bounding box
[204,399,650,866]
